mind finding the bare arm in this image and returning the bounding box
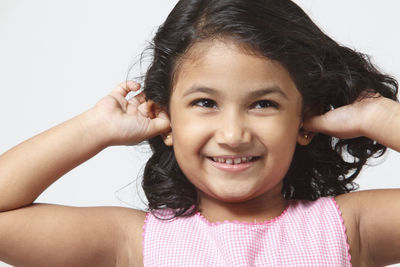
[304,94,400,152]
[0,81,170,266]
[0,110,105,212]
[0,204,146,267]
[305,94,400,265]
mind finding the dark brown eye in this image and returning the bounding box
[252,100,279,109]
[191,98,217,108]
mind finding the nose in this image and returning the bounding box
[214,112,251,148]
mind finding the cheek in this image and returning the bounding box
[254,117,300,168]
[257,119,299,173]
[257,116,300,142]
[171,116,211,155]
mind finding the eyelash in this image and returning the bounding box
[190,99,217,108]
[250,100,279,109]
[190,99,279,109]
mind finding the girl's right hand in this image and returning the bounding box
[86,80,171,146]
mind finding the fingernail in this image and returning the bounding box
[127,80,139,86]
[130,88,144,97]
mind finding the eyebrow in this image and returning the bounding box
[183,84,288,99]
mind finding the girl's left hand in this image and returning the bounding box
[303,93,399,144]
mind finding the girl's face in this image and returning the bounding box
[165,40,309,204]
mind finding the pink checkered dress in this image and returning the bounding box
[142,197,352,266]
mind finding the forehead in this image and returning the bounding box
[172,40,299,98]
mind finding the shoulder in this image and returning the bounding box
[108,207,147,266]
[83,206,146,235]
[335,189,400,266]
[67,206,147,265]
[68,206,147,266]
[0,204,147,266]
[79,206,147,266]
[334,188,400,222]
[333,192,362,266]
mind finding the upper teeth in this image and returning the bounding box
[212,156,254,164]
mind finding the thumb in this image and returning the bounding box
[303,114,330,134]
[146,110,171,138]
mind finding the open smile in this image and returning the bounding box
[207,156,261,172]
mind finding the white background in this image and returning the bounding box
[1,1,399,266]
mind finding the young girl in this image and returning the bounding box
[1,0,400,266]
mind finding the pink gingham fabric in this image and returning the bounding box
[142,197,351,266]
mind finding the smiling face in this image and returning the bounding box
[165,40,309,205]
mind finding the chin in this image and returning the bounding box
[211,189,261,203]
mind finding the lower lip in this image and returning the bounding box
[207,158,256,173]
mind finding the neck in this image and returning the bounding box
[198,183,288,223]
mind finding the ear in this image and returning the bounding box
[297,106,317,146]
[147,101,173,146]
[162,132,173,146]
[297,127,314,146]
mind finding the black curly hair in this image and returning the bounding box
[140,0,398,218]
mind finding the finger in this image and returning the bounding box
[156,109,170,121]
[146,114,171,138]
[135,91,146,103]
[128,90,146,106]
[137,101,151,118]
[304,112,352,138]
[136,100,162,119]
[110,81,141,99]
[303,115,330,133]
